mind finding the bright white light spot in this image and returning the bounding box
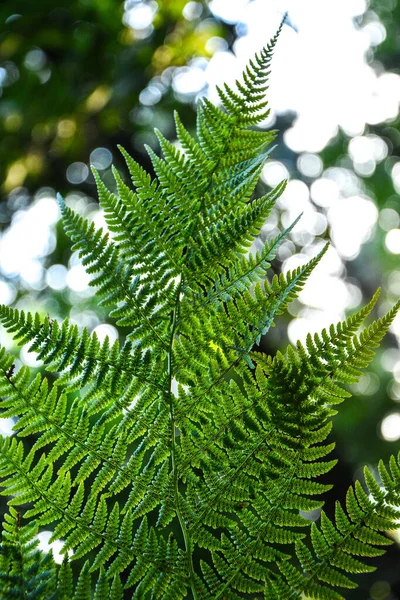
[66,265,90,292]
[209,0,248,23]
[92,324,118,345]
[280,182,327,240]
[353,159,376,177]
[380,208,399,232]
[346,283,364,308]
[282,250,309,273]
[348,135,387,177]
[35,196,59,224]
[36,531,73,564]
[205,36,228,54]
[171,377,179,398]
[0,418,15,437]
[173,67,207,96]
[0,61,19,86]
[305,242,344,276]
[183,1,203,20]
[0,327,15,350]
[324,167,360,197]
[308,212,327,236]
[90,147,112,170]
[20,344,43,368]
[66,162,89,185]
[328,196,378,259]
[390,312,400,340]
[392,162,400,194]
[362,21,386,47]
[310,178,340,208]
[46,264,67,291]
[380,412,400,442]
[206,50,237,97]
[348,0,368,16]
[69,309,99,329]
[299,507,321,522]
[0,196,59,279]
[24,49,46,72]
[284,118,338,153]
[139,85,162,106]
[91,210,109,233]
[369,135,388,162]
[388,380,400,402]
[276,240,295,262]
[284,244,360,340]
[0,280,17,304]
[262,161,289,188]
[352,372,380,396]
[288,308,343,346]
[387,271,400,296]
[0,67,7,86]
[297,153,323,178]
[21,260,45,289]
[298,275,354,311]
[349,136,374,163]
[278,179,309,211]
[68,251,82,268]
[381,349,400,372]
[366,72,400,126]
[385,229,400,254]
[123,1,157,30]
[393,361,400,383]
[64,192,89,214]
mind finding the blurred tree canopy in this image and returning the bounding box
[0,0,228,199]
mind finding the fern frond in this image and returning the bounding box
[254,294,400,418]
[93,166,181,283]
[0,436,165,580]
[187,213,302,310]
[216,16,285,126]
[277,455,400,599]
[0,305,163,418]
[58,195,171,349]
[186,181,282,280]
[173,296,399,598]
[0,18,398,599]
[0,353,174,582]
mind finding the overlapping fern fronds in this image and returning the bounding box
[0,16,399,600]
[0,507,123,599]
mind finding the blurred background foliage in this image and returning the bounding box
[0,1,399,598]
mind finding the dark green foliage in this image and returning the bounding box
[0,20,399,599]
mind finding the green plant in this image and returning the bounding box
[0,21,399,600]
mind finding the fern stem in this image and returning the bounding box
[168,278,198,600]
